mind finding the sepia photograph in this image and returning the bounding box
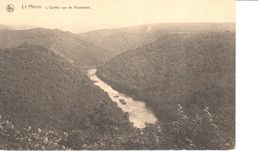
[0,0,235,150]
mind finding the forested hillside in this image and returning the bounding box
[0,28,113,67]
[82,23,235,54]
[0,44,140,149]
[97,32,235,149]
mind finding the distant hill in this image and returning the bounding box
[0,28,113,67]
[0,24,35,30]
[97,32,235,149]
[81,23,235,55]
[0,25,12,30]
[0,44,129,131]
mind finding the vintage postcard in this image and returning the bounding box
[0,0,235,150]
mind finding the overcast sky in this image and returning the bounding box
[0,0,235,33]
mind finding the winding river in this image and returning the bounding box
[87,69,157,128]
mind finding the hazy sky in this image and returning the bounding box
[0,0,235,33]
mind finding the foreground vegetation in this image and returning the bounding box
[1,106,232,150]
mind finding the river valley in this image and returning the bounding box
[87,69,157,128]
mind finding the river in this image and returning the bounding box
[87,69,157,128]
